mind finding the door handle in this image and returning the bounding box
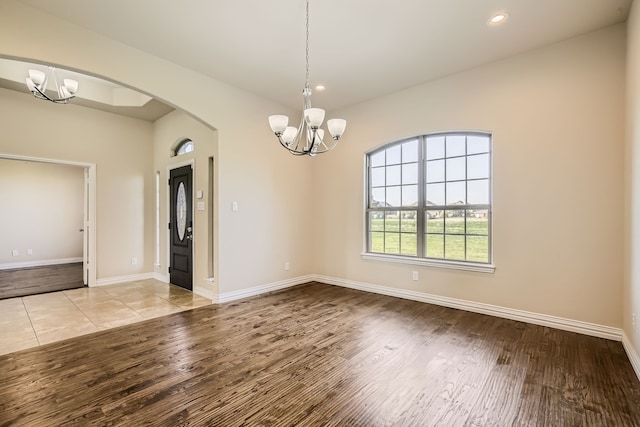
[79,229,84,232]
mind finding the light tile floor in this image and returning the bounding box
[0,279,211,356]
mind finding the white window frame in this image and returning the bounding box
[361,131,495,273]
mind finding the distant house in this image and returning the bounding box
[425,200,443,219]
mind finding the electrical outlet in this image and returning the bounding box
[11,250,19,257]
[284,262,290,271]
[412,271,419,281]
[27,249,33,255]
[131,258,138,265]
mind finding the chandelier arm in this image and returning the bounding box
[277,136,306,155]
[292,113,309,153]
[315,137,339,154]
[31,85,73,104]
[52,69,64,99]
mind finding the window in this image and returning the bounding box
[365,132,493,271]
[174,139,194,156]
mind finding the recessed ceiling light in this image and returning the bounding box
[488,12,509,26]
[315,84,325,91]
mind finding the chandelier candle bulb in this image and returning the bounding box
[28,69,45,86]
[304,108,325,128]
[63,79,79,95]
[327,119,347,140]
[268,115,288,135]
[282,126,298,144]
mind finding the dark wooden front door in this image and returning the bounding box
[169,165,193,290]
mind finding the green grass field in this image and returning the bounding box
[369,215,489,262]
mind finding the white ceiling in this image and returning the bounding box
[14,0,634,112]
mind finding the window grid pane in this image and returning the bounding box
[175,140,194,156]
[368,132,491,264]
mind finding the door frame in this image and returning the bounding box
[0,152,97,286]
[166,160,195,285]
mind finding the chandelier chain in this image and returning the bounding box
[267,0,346,156]
[305,0,310,89]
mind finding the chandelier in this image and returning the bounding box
[268,0,346,156]
[25,67,79,104]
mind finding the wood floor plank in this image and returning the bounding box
[0,282,639,426]
[0,263,84,299]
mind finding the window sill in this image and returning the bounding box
[360,253,495,274]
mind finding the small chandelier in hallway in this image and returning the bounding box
[268,0,346,156]
[25,66,79,104]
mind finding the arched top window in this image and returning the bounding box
[364,131,494,272]
[173,139,194,157]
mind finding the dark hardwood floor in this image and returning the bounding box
[1,282,639,426]
[0,263,84,299]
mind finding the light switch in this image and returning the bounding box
[196,202,205,211]
[232,201,238,211]
[196,190,203,199]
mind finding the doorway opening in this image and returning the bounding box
[0,153,97,299]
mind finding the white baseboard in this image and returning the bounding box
[623,332,640,382]
[313,275,623,341]
[152,273,213,300]
[94,273,155,287]
[194,285,216,301]
[216,275,315,304]
[0,257,83,270]
[153,272,170,283]
[89,270,638,381]
[91,271,625,343]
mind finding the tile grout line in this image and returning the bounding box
[20,297,41,347]
[62,289,102,330]
[113,283,157,319]
[98,282,178,320]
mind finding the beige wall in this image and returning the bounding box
[313,25,626,328]
[153,110,218,296]
[0,87,154,280]
[626,2,640,361]
[0,158,84,264]
[0,0,315,294]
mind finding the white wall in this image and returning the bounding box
[313,25,626,328]
[625,2,640,369]
[0,87,154,280]
[0,158,84,265]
